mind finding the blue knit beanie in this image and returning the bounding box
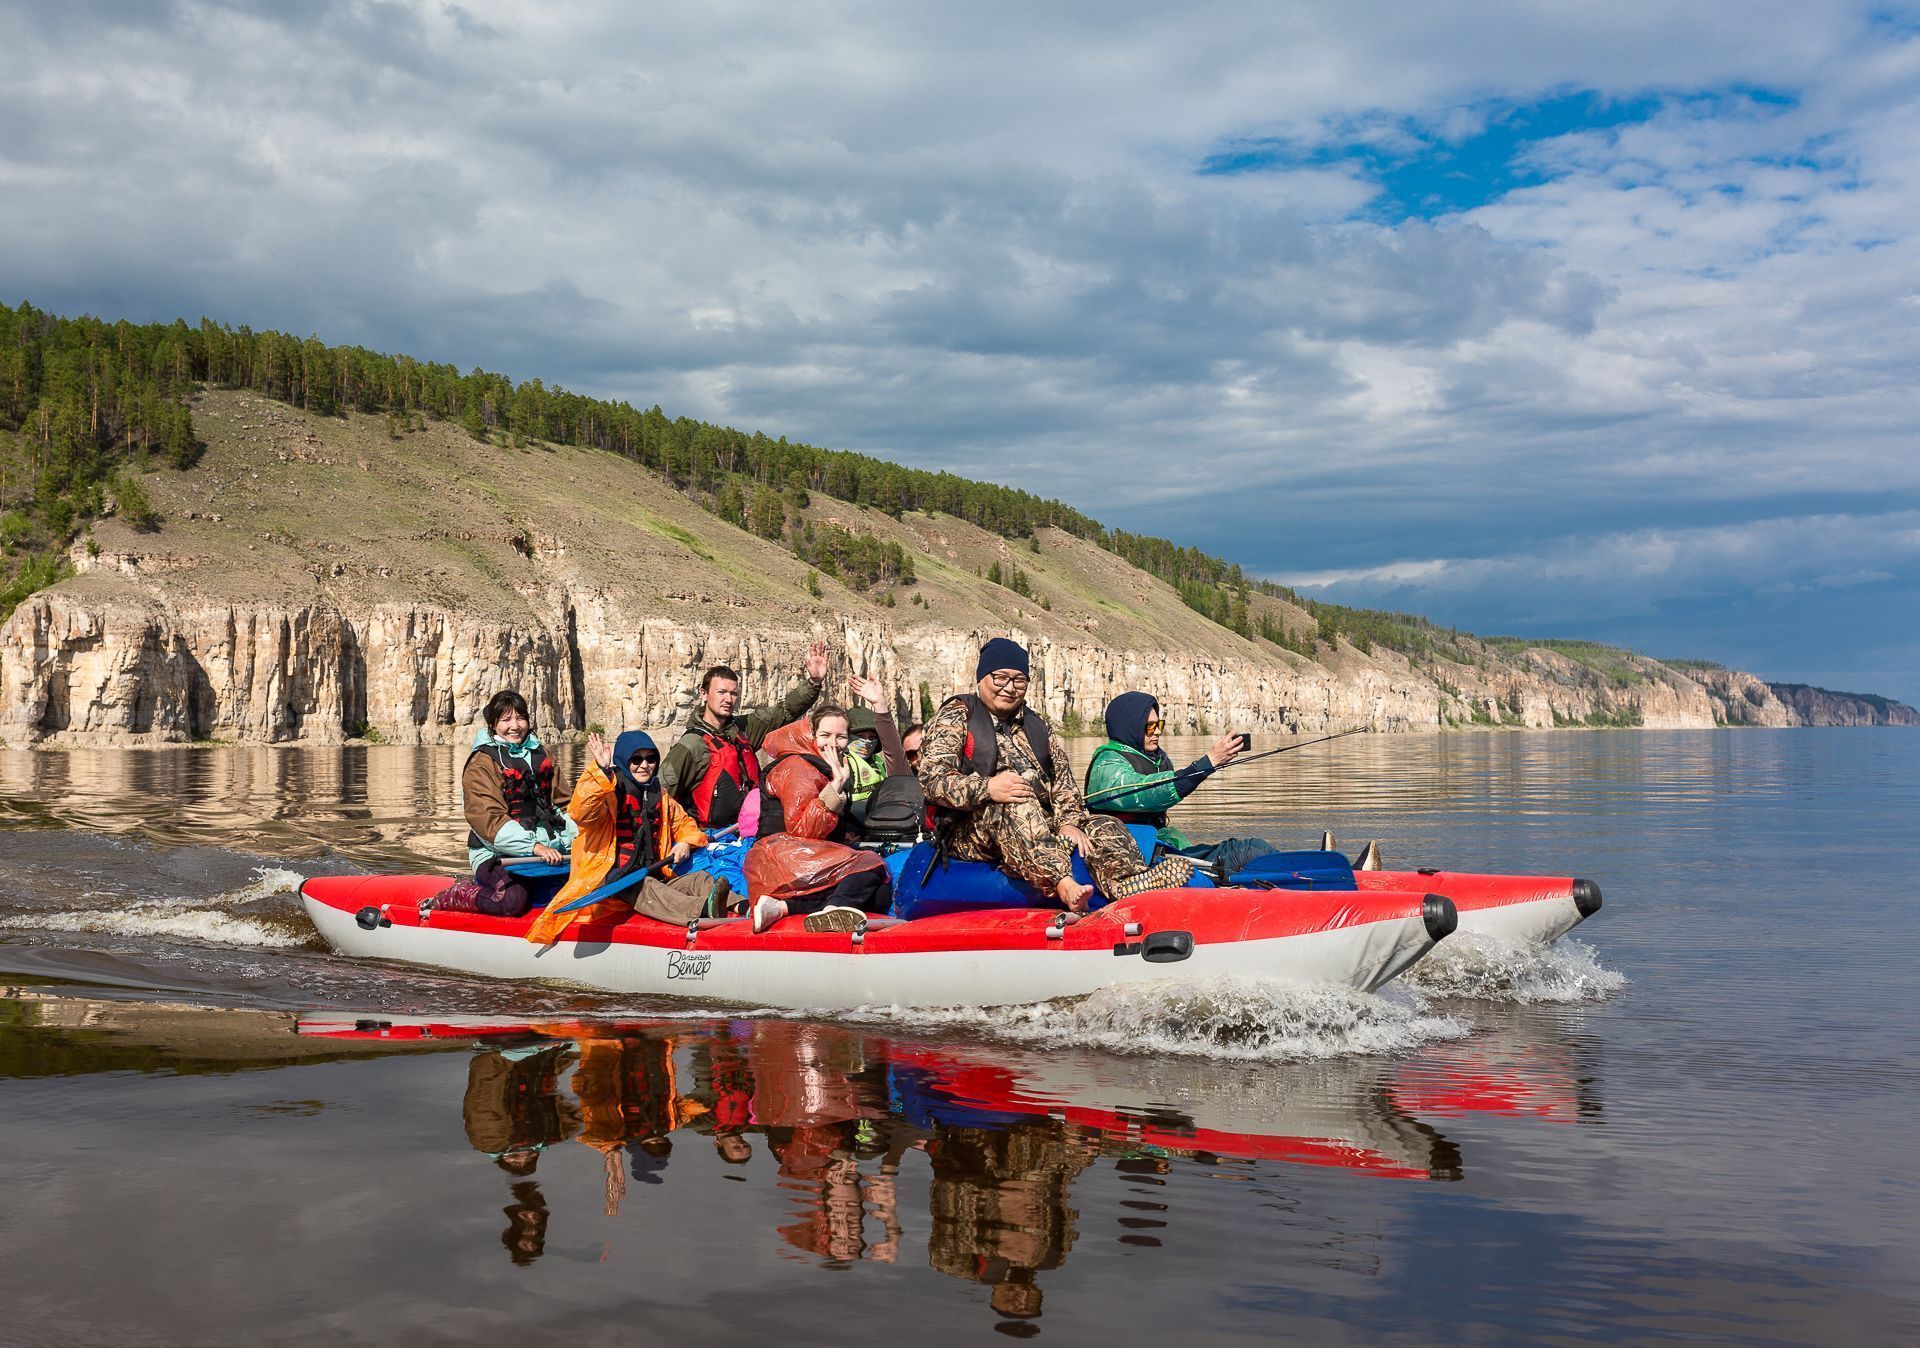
[976,637,1029,680]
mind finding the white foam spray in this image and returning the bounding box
[835,974,1468,1062]
[6,865,314,950]
[7,908,310,949]
[1400,934,1625,1004]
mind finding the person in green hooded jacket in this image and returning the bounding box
[1082,691,1277,877]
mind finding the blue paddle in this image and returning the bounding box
[549,825,739,915]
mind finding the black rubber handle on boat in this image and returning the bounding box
[1422,894,1458,941]
[1140,930,1194,963]
[1572,878,1603,917]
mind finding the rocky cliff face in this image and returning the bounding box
[1679,668,1798,727]
[4,390,1910,747]
[1767,683,1920,728]
[12,572,1915,748]
[0,583,1450,746]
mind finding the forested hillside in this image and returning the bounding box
[1,302,1275,633]
[1,301,1910,732]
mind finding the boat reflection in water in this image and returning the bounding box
[303,1013,1469,1320]
[1391,1009,1602,1126]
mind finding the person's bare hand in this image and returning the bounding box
[533,843,563,865]
[669,841,693,866]
[848,673,888,711]
[987,772,1035,804]
[1060,825,1092,856]
[804,639,830,683]
[587,730,613,772]
[1207,733,1245,769]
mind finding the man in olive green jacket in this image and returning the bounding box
[659,640,829,829]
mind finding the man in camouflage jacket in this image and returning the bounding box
[918,638,1193,913]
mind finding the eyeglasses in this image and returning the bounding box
[985,672,1030,690]
[1144,718,1164,733]
[905,750,921,764]
[629,754,660,768]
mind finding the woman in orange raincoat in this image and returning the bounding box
[526,730,723,945]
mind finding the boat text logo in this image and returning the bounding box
[666,950,710,980]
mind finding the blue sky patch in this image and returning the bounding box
[1200,87,1798,221]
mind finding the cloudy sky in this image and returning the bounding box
[5,1,1917,701]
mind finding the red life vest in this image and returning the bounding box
[686,723,762,829]
[465,742,565,850]
[923,694,1053,830]
[610,785,661,877]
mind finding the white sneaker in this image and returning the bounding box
[803,905,866,934]
[750,895,788,934]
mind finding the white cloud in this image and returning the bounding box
[1,0,1917,693]
[1281,512,1920,623]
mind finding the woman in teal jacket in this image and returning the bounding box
[1082,692,1276,877]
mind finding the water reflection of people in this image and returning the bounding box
[706,1031,757,1165]
[437,1018,1465,1309]
[461,1043,581,1265]
[926,1123,1097,1322]
[502,1182,550,1267]
[570,1033,708,1216]
[740,1020,902,1264]
[461,1043,581,1173]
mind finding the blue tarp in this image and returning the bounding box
[1229,849,1358,890]
[890,824,1207,919]
[888,836,1355,918]
[683,835,750,896]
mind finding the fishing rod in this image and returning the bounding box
[1081,725,1371,807]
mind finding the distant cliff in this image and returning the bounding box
[1767,683,1920,728]
[1,390,1910,746]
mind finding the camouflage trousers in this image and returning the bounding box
[946,803,1194,898]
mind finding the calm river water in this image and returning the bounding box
[2,730,1916,1345]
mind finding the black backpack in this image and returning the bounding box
[861,773,926,843]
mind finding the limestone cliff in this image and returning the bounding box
[1683,667,1798,727]
[1767,683,1920,728]
[0,583,1449,746]
[1,390,1911,745]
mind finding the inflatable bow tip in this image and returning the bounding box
[1421,893,1459,942]
[1354,840,1383,871]
[1572,878,1603,918]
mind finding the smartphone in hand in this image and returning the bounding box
[1234,733,1252,752]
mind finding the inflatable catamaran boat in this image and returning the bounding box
[300,873,1457,1010]
[299,836,1600,1010]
